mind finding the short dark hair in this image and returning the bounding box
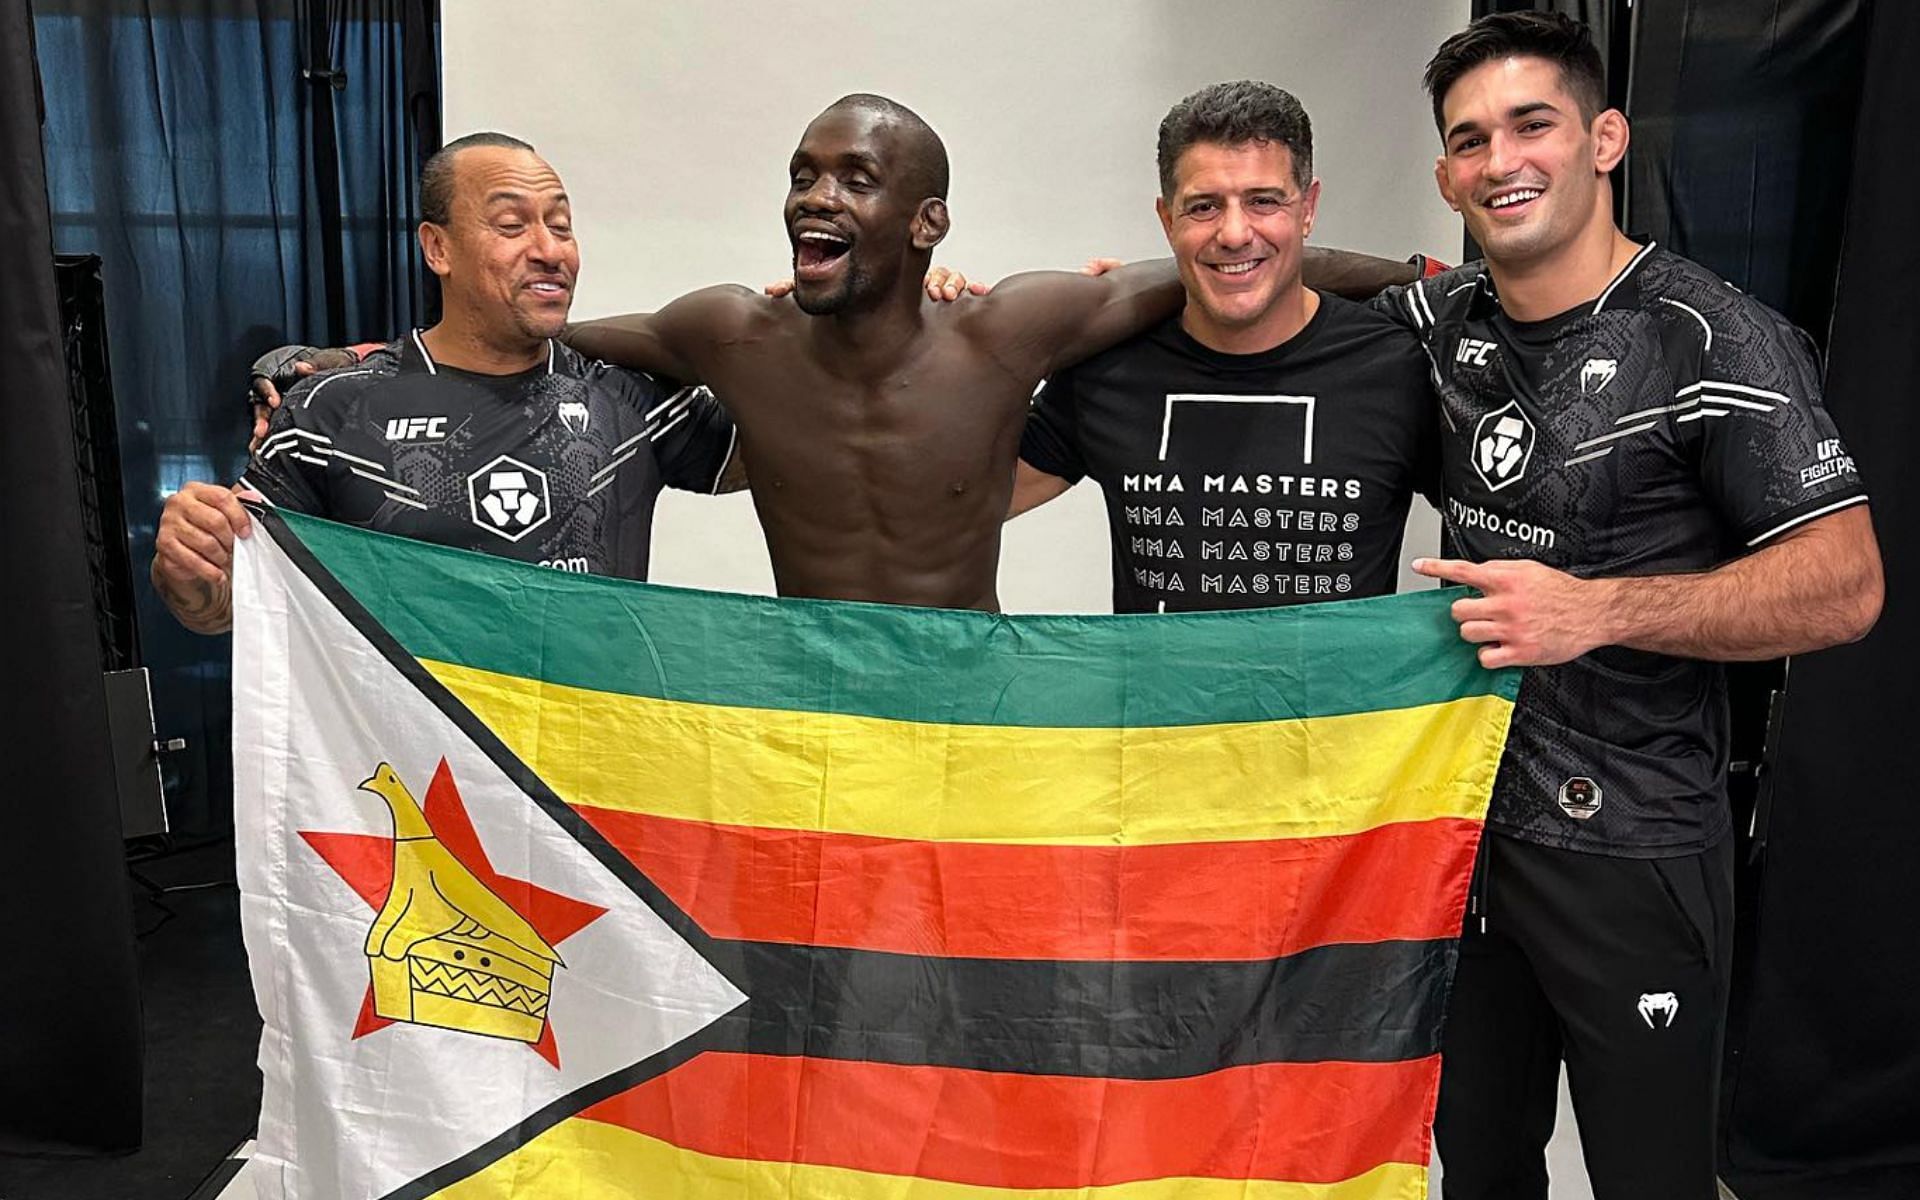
[420,131,536,226]
[825,93,950,200]
[1423,12,1606,134]
[1156,80,1313,198]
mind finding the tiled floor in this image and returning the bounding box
[214,1072,1600,1199]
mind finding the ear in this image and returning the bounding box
[1433,155,1461,213]
[1299,177,1322,238]
[1592,108,1629,174]
[418,222,453,279]
[912,198,950,251]
[1156,194,1174,244]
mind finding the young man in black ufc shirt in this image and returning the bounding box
[1379,16,1883,1199]
[1015,81,1439,612]
[153,133,736,633]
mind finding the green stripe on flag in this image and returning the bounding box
[280,510,1517,730]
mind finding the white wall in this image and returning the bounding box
[445,0,1468,611]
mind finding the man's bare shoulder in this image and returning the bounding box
[657,283,780,337]
[944,269,1093,337]
[975,268,1092,307]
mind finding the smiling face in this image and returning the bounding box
[420,146,578,347]
[1434,54,1625,270]
[784,105,947,317]
[1156,140,1319,350]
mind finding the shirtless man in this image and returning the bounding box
[565,94,1183,610]
[246,98,1408,608]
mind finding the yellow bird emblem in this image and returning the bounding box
[359,763,563,1043]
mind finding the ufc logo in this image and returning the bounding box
[1455,338,1498,367]
[385,416,448,441]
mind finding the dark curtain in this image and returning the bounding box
[33,0,439,839]
[1717,1,1920,1194]
[1616,14,1877,1193]
[0,0,143,1156]
[1625,0,1868,346]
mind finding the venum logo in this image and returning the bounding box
[1637,991,1680,1029]
[557,401,590,435]
[468,455,551,542]
[1455,337,1499,367]
[1581,358,1618,394]
[1472,400,1536,492]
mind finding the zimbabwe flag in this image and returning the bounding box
[232,509,1516,1200]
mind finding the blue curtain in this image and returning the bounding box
[35,0,439,836]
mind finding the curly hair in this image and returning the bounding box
[1156,80,1312,197]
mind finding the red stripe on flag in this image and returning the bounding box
[573,806,1479,960]
[581,1051,1438,1188]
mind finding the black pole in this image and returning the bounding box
[303,0,348,342]
[0,0,144,1156]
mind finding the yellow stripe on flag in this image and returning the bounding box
[425,659,1510,846]
[430,1117,1431,1200]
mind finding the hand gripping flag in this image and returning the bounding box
[233,510,1518,1200]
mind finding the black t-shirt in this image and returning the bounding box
[1020,295,1437,613]
[1375,244,1868,856]
[243,331,735,580]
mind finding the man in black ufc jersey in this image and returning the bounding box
[1378,16,1883,1199]
[153,133,735,633]
[1014,81,1440,612]
[244,330,730,576]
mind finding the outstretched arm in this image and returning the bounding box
[562,285,757,381]
[975,259,1185,379]
[1413,505,1883,668]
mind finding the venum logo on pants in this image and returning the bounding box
[1637,991,1680,1028]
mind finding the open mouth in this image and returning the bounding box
[1205,257,1265,281]
[1484,186,1544,216]
[524,279,571,302]
[793,229,852,281]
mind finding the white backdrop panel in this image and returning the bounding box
[445,0,1468,611]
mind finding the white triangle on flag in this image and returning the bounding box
[231,524,744,1200]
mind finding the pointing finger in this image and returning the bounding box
[1413,557,1489,587]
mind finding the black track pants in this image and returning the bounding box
[1435,830,1735,1200]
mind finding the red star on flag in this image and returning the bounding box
[300,758,607,1068]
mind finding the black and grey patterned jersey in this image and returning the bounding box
[243,331,735,580]
[1021,299,1438,613]
[1375,243,1867,857]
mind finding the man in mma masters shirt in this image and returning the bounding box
[1013,82,1439,612]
